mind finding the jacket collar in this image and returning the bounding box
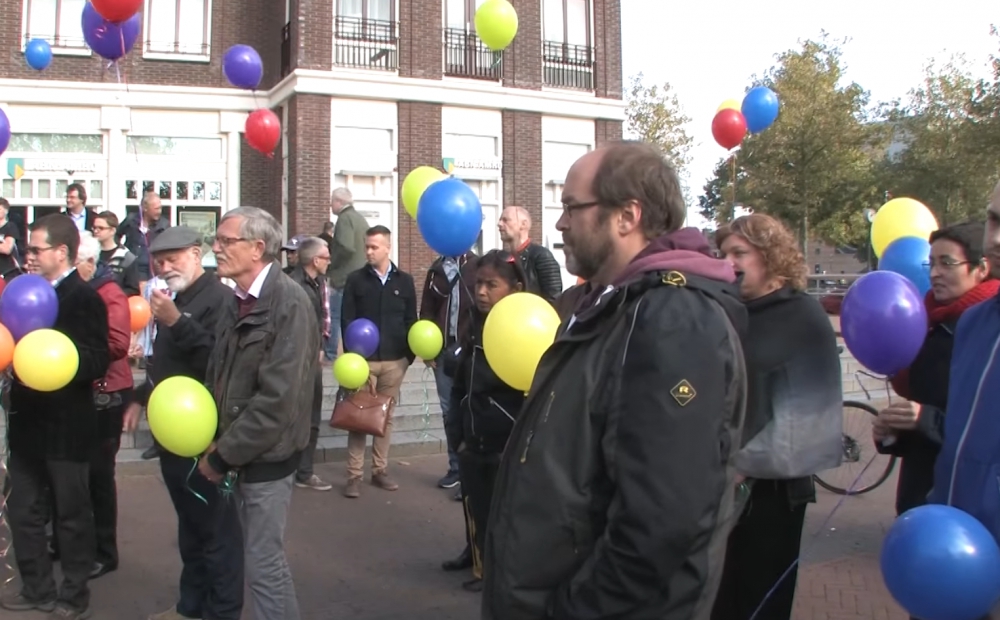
[175,271,215,306]
[230,261,282,324]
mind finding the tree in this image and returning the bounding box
[698,36,885,249]
[625,74,693,176]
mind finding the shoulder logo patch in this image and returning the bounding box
[662,271,687,287]
[670,379,696,406]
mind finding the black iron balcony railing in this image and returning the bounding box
[444,28,502,81]
[280,22,291,77]
[334,16,398,71]
[542,41,595,90]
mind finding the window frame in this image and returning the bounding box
[543,0,592,47]
[142,0,213,63]
[21,0,93,56]
[335,0,395,22]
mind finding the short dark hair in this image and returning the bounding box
[477,250,528,290]
[0,198,9,210]
[930,221,987,266]
[592,141,686,239]
[95,210,119,228]
[29,214,80,262]
[366,225,392,238]
[67,182,87,205]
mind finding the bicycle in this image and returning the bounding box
[812,364,900,496]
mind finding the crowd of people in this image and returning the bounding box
[1,139,1000,620]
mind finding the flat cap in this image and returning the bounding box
[149,226,203,254]
[282,234,307,251]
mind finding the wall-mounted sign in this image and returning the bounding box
[4,158,100,180]
[442,157,502,174]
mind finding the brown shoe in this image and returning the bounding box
[372,471,399,491]
[344,477,362,498]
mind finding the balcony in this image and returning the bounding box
[334,16,398,71]
[542,41,595,90]
[281,22,291,77]
[443,28,502,81]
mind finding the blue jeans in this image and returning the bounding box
[434,357,460,474]
[324,288,343,360]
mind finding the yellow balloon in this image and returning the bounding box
[13,328,79,392]
[482,292,560,392]
[408,319,443,360]
[717,98,741,113]
[334,352,370,390]
[147,376,218,457]
[871,198,939,258]
[401,166,446,219]
[474,0,519,51]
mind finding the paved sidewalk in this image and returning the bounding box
[0,455,906,620]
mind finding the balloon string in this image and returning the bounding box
[185,457,209,505]
[746,452,882,620]
[0,373,16,588]
[419,365,433,441]
[729,152,737,213]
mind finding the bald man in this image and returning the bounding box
[497,206,563,302]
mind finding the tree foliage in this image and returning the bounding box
[625,73,693,176]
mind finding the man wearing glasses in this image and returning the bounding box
[92,211,141,297]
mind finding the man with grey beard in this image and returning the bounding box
[121,227,243,620]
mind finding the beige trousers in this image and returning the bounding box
[346,358,408,479]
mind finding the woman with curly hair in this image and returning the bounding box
[711,213,843,620]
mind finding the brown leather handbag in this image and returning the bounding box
[329,380,395,437]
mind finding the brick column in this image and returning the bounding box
[501,0,542,90]
[593,0,623,99]
[286,95,332,237]
[595,119,624,146]
[397,101,443,275]
[294,0,334,71]
[399,0,443,79]
[502,111,543,229]
[240,111,283,222]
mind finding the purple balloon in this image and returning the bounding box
[344,319,380,358]
[223,45,263,90]
[0,274,59,341]
[0,108,9,157]
[82,2,140,61]
[841,271,928,376]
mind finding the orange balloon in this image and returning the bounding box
[128,296,151,333]
[0,323,14,370]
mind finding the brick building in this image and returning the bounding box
[1,0,624,285]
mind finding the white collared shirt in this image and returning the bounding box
[68,210,86,232]
[235,262,272,300]
[50,267,77,287]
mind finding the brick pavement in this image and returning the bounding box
[0,455,907,620]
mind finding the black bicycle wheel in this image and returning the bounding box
[813,400,898,496]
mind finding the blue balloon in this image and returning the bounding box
[878,236,931,297]
[81,2,140,61]
[0,274,59,341]
[24,38,53,71]
[882,504,1000,620]
[417,178,483,257]
[741,86,780,133]
[0,108,9,157]
[841,271,927,376]
[223,45,263,90]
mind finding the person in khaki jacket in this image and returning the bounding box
[325,187,369,360]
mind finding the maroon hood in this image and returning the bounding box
[613,227,736,286]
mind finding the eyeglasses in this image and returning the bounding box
[92,225,114,232]
[560,200,601,216]
[214,235,249,248]
[922,258,976,270]
[26,245,56,256]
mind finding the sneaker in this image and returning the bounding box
[372,471,399,491]
[344,477,362,498]
[437,470,461,489]
[47,604,92,619]
[141,445,160,460]
[453,488,463,501]
[295,475,332,491]
[1,592,56,612]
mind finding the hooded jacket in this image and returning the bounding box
[482,228,748,620]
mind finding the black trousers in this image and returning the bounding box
[459,449,501,580]
[7,452,93,610]
[90,394,127,567]
[160,452,244,620]
[296,365,324,481]
[711,480,808,620]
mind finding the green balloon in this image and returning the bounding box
[334,352,370,390]
[474,0,518,51]
[147,376,218,458]
[408,320,443,360]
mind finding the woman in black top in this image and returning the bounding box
[444,250,528,593]
[0,198,24,280]
[712,214,842,620]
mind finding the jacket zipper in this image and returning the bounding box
[468,346,479,439]
[488,397,516,423]
[520,391,555,463]
[947,332,1000,505]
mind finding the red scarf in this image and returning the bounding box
[891,279,1000,398]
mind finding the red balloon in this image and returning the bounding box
[89,0,143,23]
[712,109,748,150]
[245,109,281,157]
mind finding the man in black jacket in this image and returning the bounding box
[498,206,564,302]
[122,226,241,620]
[116,191,170,285]
[482,142,748,620]
[287,236,333,492]
[3,214,110,619]
[341,225,417,498]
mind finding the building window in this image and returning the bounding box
[7,134,104,154]
[125,136,224,159]
[444,0,501,81]
[125,179,223,228]
[21,0,90,53]
[143,0,212,61]
[335,0,397,70]
[542,0,594,90]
